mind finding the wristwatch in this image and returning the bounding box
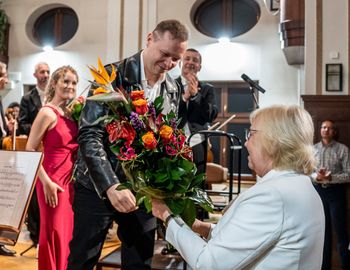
[164,214,185,228]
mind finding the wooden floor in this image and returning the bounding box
[0,224,121,270]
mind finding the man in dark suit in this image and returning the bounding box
[0,61,16,256]
[176,48,218,174]
[18,62,50,248]
[18,62,50,135]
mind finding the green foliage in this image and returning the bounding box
[0,9,8,55]
[118,157,214,226]
[71,103,83,121]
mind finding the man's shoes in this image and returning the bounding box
[0,245,16,256]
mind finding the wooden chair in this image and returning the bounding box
[1,135,43,151]
[205,162,228,189]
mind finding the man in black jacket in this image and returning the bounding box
[67,20,189,270]
[18,62,50,248]
[0,61,16,256]
[176,48,218,174]
[18,62,50,135]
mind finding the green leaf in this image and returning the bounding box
[87,92,126,102]
[189,172,206,189]
[154,96,164,115]
[116,182,132,190]
[144,196,152,212]
[188,188,214,213]
[166,198,186,216]
[170,169,182,180]
[179,199,197,226]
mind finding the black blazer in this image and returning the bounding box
[176,76,218,133]
[18,87,42,135]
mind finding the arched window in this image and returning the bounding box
[32,7,78,47]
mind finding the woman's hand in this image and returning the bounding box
[191,219,212,239]
[43,180,64,208]
[151,198,172,222]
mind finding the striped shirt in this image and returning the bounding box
[313,140,350,184]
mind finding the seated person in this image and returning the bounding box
[152,105,325,270]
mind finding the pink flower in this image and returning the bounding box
[118,146,137,161]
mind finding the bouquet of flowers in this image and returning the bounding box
[87,58,213,226]
[67,95,85,122]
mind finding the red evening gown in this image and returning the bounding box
[36,105,78,270]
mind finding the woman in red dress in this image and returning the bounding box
[26,66,79,270]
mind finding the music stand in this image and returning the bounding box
[188,130,242,212]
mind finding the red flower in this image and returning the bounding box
[165,145,178,156]
[130,90,145,101]
[142,131,157,150]
[132,99,148,115]
[106,121,136,146]
[76,96,85,104]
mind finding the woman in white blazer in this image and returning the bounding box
[152,105,325,270]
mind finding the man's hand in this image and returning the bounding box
[316,167,332,182]
[184,72,199,97]
[106,184,137,213]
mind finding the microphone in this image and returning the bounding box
[241,73,266,94]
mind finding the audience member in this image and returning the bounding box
[312,120,350,270]
[152,105,325,270]
[0,62,16,256]
[19,62,50,135]
[5,101,20,135]
[177,48,218,173]
[19,61,50,247]
[67,19,189,270]
[26,66,79,270]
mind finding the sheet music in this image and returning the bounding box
[0,151,42,230]
[0,162,26,226]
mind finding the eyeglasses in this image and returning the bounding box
[245,128,259,140]
[321,126,334,130]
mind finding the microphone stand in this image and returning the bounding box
[249,86,260,109]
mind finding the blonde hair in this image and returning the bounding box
[250,105,316,175]
[45,65,79,103]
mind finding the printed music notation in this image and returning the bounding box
[0,150,42,245]
[0,163,26,227]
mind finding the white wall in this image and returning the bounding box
[1,0,111,108]
[156,0,300,107]
[1,0,300,109]
[305,0,349,95]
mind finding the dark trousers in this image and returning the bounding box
[192,140,207,175]
[67,182,156,270]
[314,184,350,270]
[26,188,40,244]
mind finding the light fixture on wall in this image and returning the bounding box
[325,63,342,92]
[42,45,53,52]
[190,0,261,40]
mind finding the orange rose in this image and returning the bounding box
[159,125,173,142]
[132,98,148,115]
[130,90,145,101]
[142,131,157,150]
